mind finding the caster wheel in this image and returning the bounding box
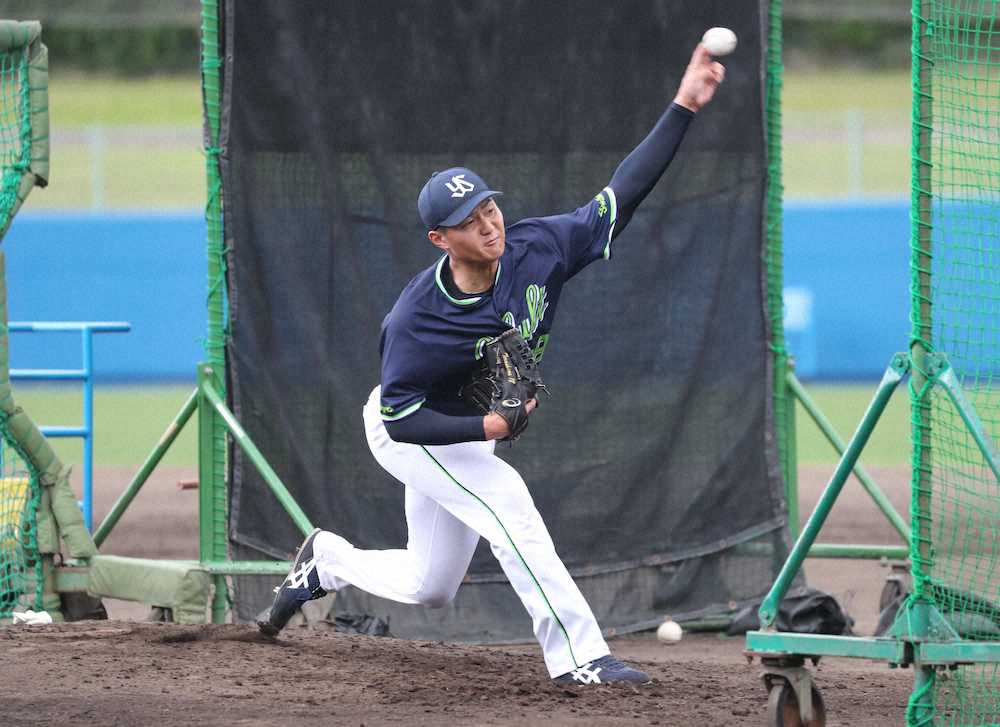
[766,680,826,727]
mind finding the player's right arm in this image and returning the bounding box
[526,44,724,280]
[607,44,724,239]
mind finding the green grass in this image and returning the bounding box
[48,76,202,127]
[14,382,910,470]
[26,144,206,210]
[24,75,205,211]
[15,68,916,210]
[795,384,911,466]
[47,70,912,128]
[15,384,198,467]
[783,70,911,114]
[783,70,910,199]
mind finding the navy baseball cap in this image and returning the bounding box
[418,167,502,229]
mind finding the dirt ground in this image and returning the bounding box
[0,464,918,726]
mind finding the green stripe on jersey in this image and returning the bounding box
[601,186,618,260]
[380,399,425,421]
[434,255,503,306]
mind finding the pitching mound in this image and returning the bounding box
[0,620,912,725]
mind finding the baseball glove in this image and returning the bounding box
[460,329,547,442]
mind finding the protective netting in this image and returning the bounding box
[0,22,48,621]
[222,0,791,639]
[0,20,47,242]
[0,31,32,238]
[0,413,43,620]
[909,2,1000,724]
[930,665,1000,727]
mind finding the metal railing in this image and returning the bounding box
[9,321,132,531]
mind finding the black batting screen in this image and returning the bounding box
[221,0,791,640]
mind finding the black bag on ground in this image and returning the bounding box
[726,587,853,636]
[331,612,392,637]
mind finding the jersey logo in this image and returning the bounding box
[594,191,608,218]
[445,174,476,198]
[504,284,549,342]
[475,284,551,362]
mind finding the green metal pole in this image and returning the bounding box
[197,365,228,623]
[764,0,796,538]
[936,367,1000,484]
[200,379,315,537]
[786,371,911,544]
[202,560,293,576]
[92,389,198,548]
[200,0,229,626]
[785,364,799,540]
[757,356,908,628]
[809,543,909,559]
[907,1,936,721]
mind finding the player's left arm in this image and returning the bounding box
[607,43,724,240]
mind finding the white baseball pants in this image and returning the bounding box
[310,386,610,678]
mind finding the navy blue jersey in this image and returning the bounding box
[378,187,618,422]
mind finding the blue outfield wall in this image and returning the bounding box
[783,199,910,380]
[4,202,910,381]
[5,212,208,381]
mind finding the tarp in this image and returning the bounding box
[221,0,791,640]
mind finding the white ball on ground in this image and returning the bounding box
[656,619,683,643]
[702,27,737,57]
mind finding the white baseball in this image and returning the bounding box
[702,27,737,57]
[656,619,683,643]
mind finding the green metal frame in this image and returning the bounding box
[89,365,313,622]
[746,352,1000,713]
[785,368,911,558]
[764,0,907,562]
[43,0,312,626]
[761,354,910,626]
[68,0,306,623]
[752,2,1000,724]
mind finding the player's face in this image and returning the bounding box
[435,198,505,265]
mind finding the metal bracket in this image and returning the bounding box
[890,351,912,376]
[887,598,961,644]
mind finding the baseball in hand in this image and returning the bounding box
[656,619,683,643]
[702,27,737,57]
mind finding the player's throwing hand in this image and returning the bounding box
[673,44,725,113]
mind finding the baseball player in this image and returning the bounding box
[260,43,724,686]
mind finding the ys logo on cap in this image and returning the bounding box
[445,174,476,198]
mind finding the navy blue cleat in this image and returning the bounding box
[553,655,651,686]
[257,528,327,637]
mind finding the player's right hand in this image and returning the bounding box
[673,44,725,113]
